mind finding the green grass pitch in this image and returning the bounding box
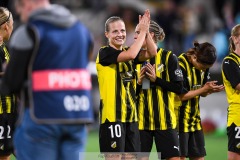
[10,130,227,160]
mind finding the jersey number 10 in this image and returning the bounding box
[108,124,122,138]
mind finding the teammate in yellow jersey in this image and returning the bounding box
[0,7,17,160]
[175,41,224,160]
[136,20,183,160]
[222,24,240,160]
[96,10,157,160]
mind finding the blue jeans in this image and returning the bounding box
[14,108,87,160]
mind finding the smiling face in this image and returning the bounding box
[105,20,126,50]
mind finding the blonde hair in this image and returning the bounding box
[105,16,124,32]
[229,24,240,52]
[0,7,12,26]
[149,20,165,43]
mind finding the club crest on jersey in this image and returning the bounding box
[111,141,117,149]
[0,144,4,150]
[120,71,134,82]
[157,64,164,73]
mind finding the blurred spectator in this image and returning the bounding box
[154,0,185,55]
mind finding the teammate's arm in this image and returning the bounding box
[178,63,224,101]
[117,10,150,62]
[117,30,147,62]
[137,32,157,62]
[179,81,224,101]
[138,62,183,94]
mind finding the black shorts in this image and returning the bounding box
[179,130,206,157]
[0,112,17,156]
[99,122,140,153]
[227,123,240,153]
[139,129,180,159]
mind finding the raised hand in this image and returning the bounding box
[138,9,150,33]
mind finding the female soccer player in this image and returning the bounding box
[96,10,157,160]
[176,41,224,160]
[136,20,183,160]
[0,7,17,160]
[222,24,240,160]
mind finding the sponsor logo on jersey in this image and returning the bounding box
[175,69,183,78]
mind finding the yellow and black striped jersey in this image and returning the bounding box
[222,52,240,127]
[96,46,138,124]
[0,43,16,114]
[176,53,209,132]
[137,48,183,130]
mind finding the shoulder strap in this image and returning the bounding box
[224,53,240,65]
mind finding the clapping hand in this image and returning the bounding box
[138,9,150,34]
[144,63,156,82]
[201,81,225,96]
